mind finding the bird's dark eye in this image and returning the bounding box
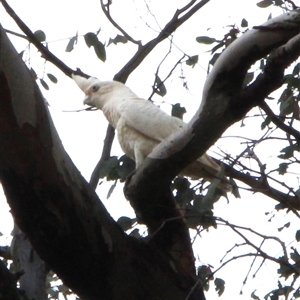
[91,84,100,93]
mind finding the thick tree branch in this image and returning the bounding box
[92,0,211,190]
[89,124,115,189]
[223,163,300,211]
[259,100,300,144]
[0,246,11,260]
[125,11,300,233]
[0,0,88,78]
[113,0,211,82]
[100,0,142,46]
[0,25,205,300]
[0,260,24,300]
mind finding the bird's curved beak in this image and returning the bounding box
[83,95,93,106]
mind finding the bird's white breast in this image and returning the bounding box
[116,117,158,167]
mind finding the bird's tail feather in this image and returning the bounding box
[182,154,231,192]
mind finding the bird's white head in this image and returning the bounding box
[72,74,99,91]
[72,74,134,110]
[72,74,102,107]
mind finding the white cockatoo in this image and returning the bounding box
[72,74,225,185]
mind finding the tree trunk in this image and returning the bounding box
[0,25,205,300]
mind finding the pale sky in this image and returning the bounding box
[0,1,299,299]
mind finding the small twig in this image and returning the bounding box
[100,0,141,46]
[149,51,186,100]
[89,124,115,190]
[1,0,88,78]
[240,239,265,294]
[113,0,211,83]
[222,161,300,212]
[219,242,247,263]
[218,218,290,264]
[0,246,12,260]
[186,252,264,300]
[4,28,27,39]
[259,101,300,144]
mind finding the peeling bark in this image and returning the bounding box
[0,25,205,300]
[125,10,300,220]
[11,226,48,300]
[0,260,23,300]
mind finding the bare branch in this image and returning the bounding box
[124,11,300,235]
[260,100,300,144]
[0,246,11,260]
[93,0,211,190]
[0,260,23,300]
[4,28,27,39]
[0,0,88,78]
[100,0,142,46]
[89,124,115,189]
[113,0,211,82]
[223,162,300,211]
[1,25,205,300]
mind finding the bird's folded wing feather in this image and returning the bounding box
[117,98,185,142]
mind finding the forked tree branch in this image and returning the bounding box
[259,100,300,144]
[0,0,88,78]
[92,0,211,189]
[125,10,300,228]
[100,0,142,46]
[223,162,300,211]
[113,0,211,82]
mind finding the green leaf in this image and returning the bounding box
[171,103,186,119]
[154,75,167,97]
[34,30,46,42]
[84,32,98,47]
[172,177,193,206]
[243,72,254,87]
[259,59,265,70]
[278,222,290,232]
[197,266,213,291]
[209,53,220,66]
[256,0,273,8]
[274,0,284,6]
[277,162,289,175]
[284,75,300,90]
[296,230,300,242]
[230,178,240,198]
[241,18,248,27]
[117,155,135,181]
[251,290,260,300]
[294,287,300,298]
[278,144,300,159]
[40,78,49,90]
[47,73,58,83]
[215,278,225,296]
[186,55,198,67]
[66,35,77,52]
[93,40,106,62]
[185,207,216,229]
[278,88,295,116]
[107,180,117,199]
[196,36,216,44]
[210,42,225,54]
[290,248,300,263]
[260,116,271,130]
[117,216,136,231]
[84,32,106,62]
[292,63,300,77]
[98,156,119,179]
[129,228,141,238]
[108,34,128,46]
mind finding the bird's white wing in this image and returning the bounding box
[117,98,185,142]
